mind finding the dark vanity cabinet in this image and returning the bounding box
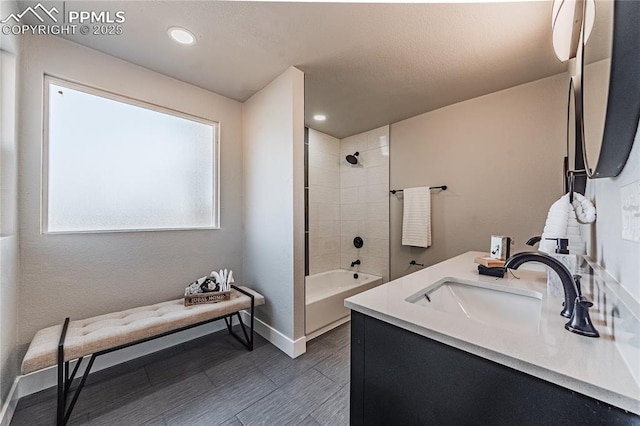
[350,312,638,425]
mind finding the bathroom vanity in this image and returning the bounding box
[345,252,640,425]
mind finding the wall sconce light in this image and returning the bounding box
[551,0,595,63]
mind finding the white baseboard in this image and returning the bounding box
[239,311,306,358]
[0,378,19,426]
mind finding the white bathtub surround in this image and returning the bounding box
[339,125,390,282]
[308,129,341,275]
[401,187,432,248]
[345,251,640,415]
[305,269,382,337]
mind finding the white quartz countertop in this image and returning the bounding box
[345,251,640,415]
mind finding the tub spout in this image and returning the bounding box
[351,259,361,267]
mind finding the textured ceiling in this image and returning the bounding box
[16,1,608,138]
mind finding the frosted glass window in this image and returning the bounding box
[44,77,218,233]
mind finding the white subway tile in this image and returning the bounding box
[311,237,341,256]
[309,253,340,275]
[357,186,369,204]
[360,147,389,167]
[310,150,339,171]
[340,133,367,156]
[366,220,389,239]
[366,126,389,149]
[340,167,367,188]
[361,255,388,278]
[309,130,339,156]
[310,220,340,237]
[367,202,389,221]
[340,203,366,221]
[309,202,319,222]
[309,166,339,188]
[367,238,389,258]
[318,203,340,221]
[340,187,358,205]
[340,220,359,235]
[309,186,339,205]
[308,167,320,186]
[366,165,389,186]
[366,184,388,203]
[357,220,369,238]
[317,170,340,188]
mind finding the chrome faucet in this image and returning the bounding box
[351,259,361,267]
[505,252,599,338]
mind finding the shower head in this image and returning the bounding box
[346,152,359,165]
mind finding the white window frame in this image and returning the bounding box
[42,75,220,234]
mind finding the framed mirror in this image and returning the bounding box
[565,78,587,195]
[579,0,640,178]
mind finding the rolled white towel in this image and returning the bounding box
[540,193,589,255]
[571,192,597,224]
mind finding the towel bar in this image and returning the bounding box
[390,185,447,194]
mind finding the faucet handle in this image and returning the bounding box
[573,275,582,296]
[576,295,593,308]
[565,295,599,338]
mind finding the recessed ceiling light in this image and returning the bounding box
[313,114,326,121]
[168,27,196,45]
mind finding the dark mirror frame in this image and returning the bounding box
[579,0,640,178]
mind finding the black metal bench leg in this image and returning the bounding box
[65,357,83,394]
[63,354,96,425]
[227,286,255,351]
[235,313,252,348]
[57,318,97,426]
[224,315,233,333]
[57,318,70,426]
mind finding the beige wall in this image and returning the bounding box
[390,73,568,279]
[242,67,306,345]
[0,0,20,407]
[17,35,244,353]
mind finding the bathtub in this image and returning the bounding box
[305,269,383,337]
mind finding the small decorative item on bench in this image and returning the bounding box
[184,291,230,306]
[184,269,234,306]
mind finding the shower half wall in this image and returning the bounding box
[306,126,389,337]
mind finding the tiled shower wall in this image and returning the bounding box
[307,125,389,282]
[308,129,340,275]
[340,125,390,282]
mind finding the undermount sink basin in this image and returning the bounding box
[405,278,543,335]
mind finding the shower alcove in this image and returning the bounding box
[304,126,390,338]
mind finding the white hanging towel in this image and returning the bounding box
[402,187,432,248]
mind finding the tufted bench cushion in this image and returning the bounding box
[21,286,265,375]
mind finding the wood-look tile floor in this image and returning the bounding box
[11,324,351,426]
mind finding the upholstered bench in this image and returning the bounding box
[21,285,264,426]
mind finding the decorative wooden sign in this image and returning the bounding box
[184,291,231,307]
